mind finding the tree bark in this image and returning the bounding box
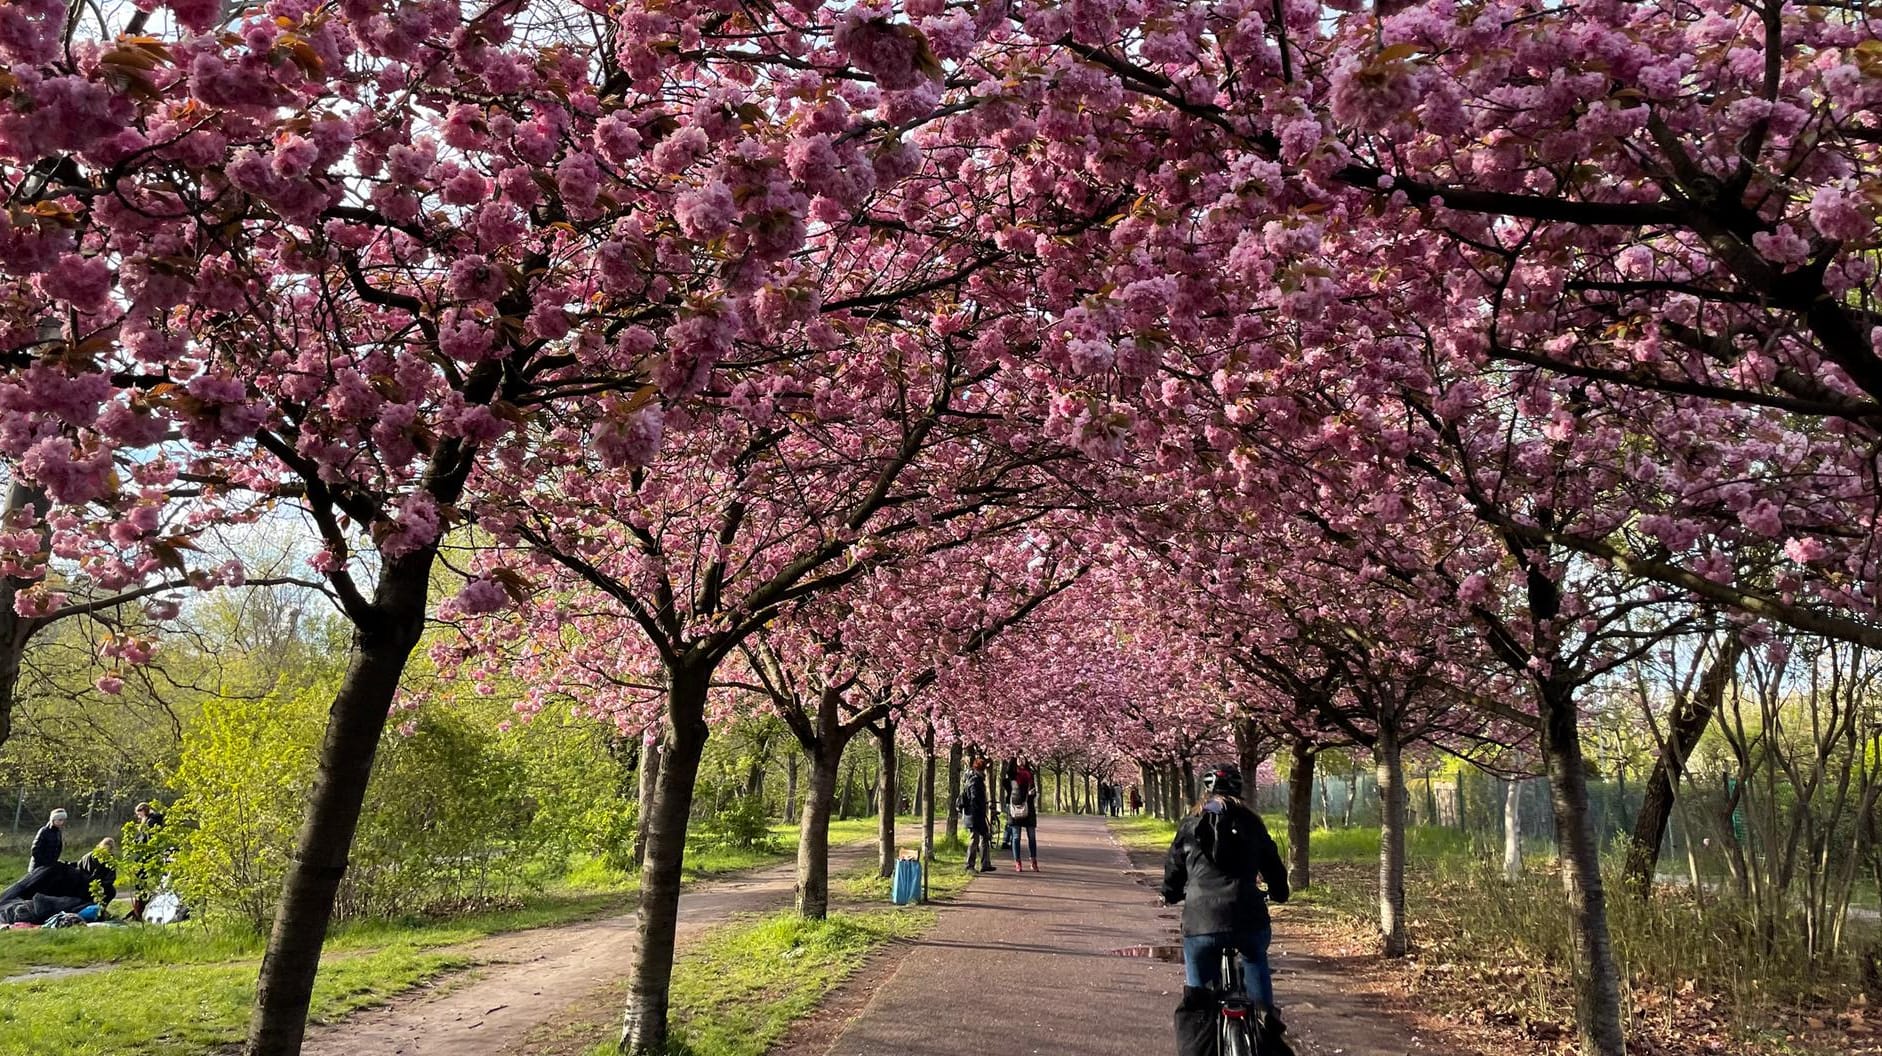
[874,718,898,879]
[0,483,52,753]
[1287,739,1316,891]
[1504,777,1525,882]
[783,752,799,825]
[796,739,843,919]
[633,730,662,870]
[945,740,962,845]
[1622,640,1741,898]
[921,726,937,898]
[1538,679,1628,1056]
[246,557,430,1056]
[620,669,713,1056]
[837,756,857,820]
[1376,721,1409,957]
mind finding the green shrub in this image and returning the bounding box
[171,686,558,930]
[690,796,775,853]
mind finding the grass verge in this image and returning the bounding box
[0,946,466,1056]
[596,909,932,1056]
[1106,816,1479,865]
[0,816,899,1056]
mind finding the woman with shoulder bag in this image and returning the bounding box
[1006,761,1040,871]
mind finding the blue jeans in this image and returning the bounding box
[1008,824,1036,860]
[1183,929,1274,1008]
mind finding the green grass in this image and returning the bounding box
[0,946,466,1056]
[580,909,931,1056]
[835,836,973,904]
[1107,816,1481,866]
[0,817,899,1056]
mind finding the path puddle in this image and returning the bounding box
[1107,944,1183,962]
[1,964,107,985]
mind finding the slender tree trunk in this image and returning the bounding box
[1287,740,1315,891]
[1180,758,1199,806]
[620,669,713,1056]
[633,730,662,869]
[1538,678,1628,1056]
[1504,777,1525,882]
[874,718,898,879]
[837,757,857,820]
[1235,718,1265,803]
[1139,761,1156,817]
[1622,641,1740,898]
[246,563,430,1056]
[1168,763,1187,821]
[945,741,962,845]
[783,752,799,825]
[921,727,937,889]
[1377,721,1408,958]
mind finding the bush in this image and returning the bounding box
[691,796,776,854]
[171,685,558,930]
[169,684,326,929]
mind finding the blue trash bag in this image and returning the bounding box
[77,904,101,923]
[890,857,922,905]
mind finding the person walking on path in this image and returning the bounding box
[959,756,995,873]
[1129,785,1142,814]
[1006,761,1040,871]
[28,808,66,873]
[1161,763,1290,1054]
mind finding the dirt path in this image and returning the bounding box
[301,844,873,1056]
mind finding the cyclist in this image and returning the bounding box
[1160,762,1289,1052]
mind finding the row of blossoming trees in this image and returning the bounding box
[6,0,1882,1052]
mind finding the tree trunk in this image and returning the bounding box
[1180,759,1199,807]
[921,727,937,893]
[620,670,713,1056]
[1376,721,1408,958]
[874,718,898,879]
[837,757,857,820]
[1139,761,1156,817]
[0,483,51,753]
[246,565,429,1056]
[1504,777,1525,882]
[1537,679,1628,1056]
[1622,640,1741,899]
[1287,740,1315,891]
[945,741,962,845]
[783,752,799,825]
[633,730,662,869]
[796,738,843,920]
[1168,763,1187,821]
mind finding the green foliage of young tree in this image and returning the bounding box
[170,682,326,929]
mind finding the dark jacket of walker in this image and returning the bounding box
[1159,797,1289,936]
[959,771,990,833]
[29,824,61,872]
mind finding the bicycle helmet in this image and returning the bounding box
[1201,762,1243,799]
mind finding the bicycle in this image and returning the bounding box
[1213,946,1259,1056]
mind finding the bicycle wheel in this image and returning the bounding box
[1218,1009,1256,1056]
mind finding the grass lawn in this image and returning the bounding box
[1106,815,1481,867]
[0,817,897,1056]
[603,908,934,1056]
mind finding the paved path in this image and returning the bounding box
[825,816,1176,1056]
[822,816,1433,1056]
[303,844,873,1056]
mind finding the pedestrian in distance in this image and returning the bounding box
[1006,760,1040,871]
[957,755,996,873]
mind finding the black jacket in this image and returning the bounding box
[959,771,990,832]
[76,852,116,904]
[1004,773,1039,828]
[29,824,61,871]
[1159,798,1288,936]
